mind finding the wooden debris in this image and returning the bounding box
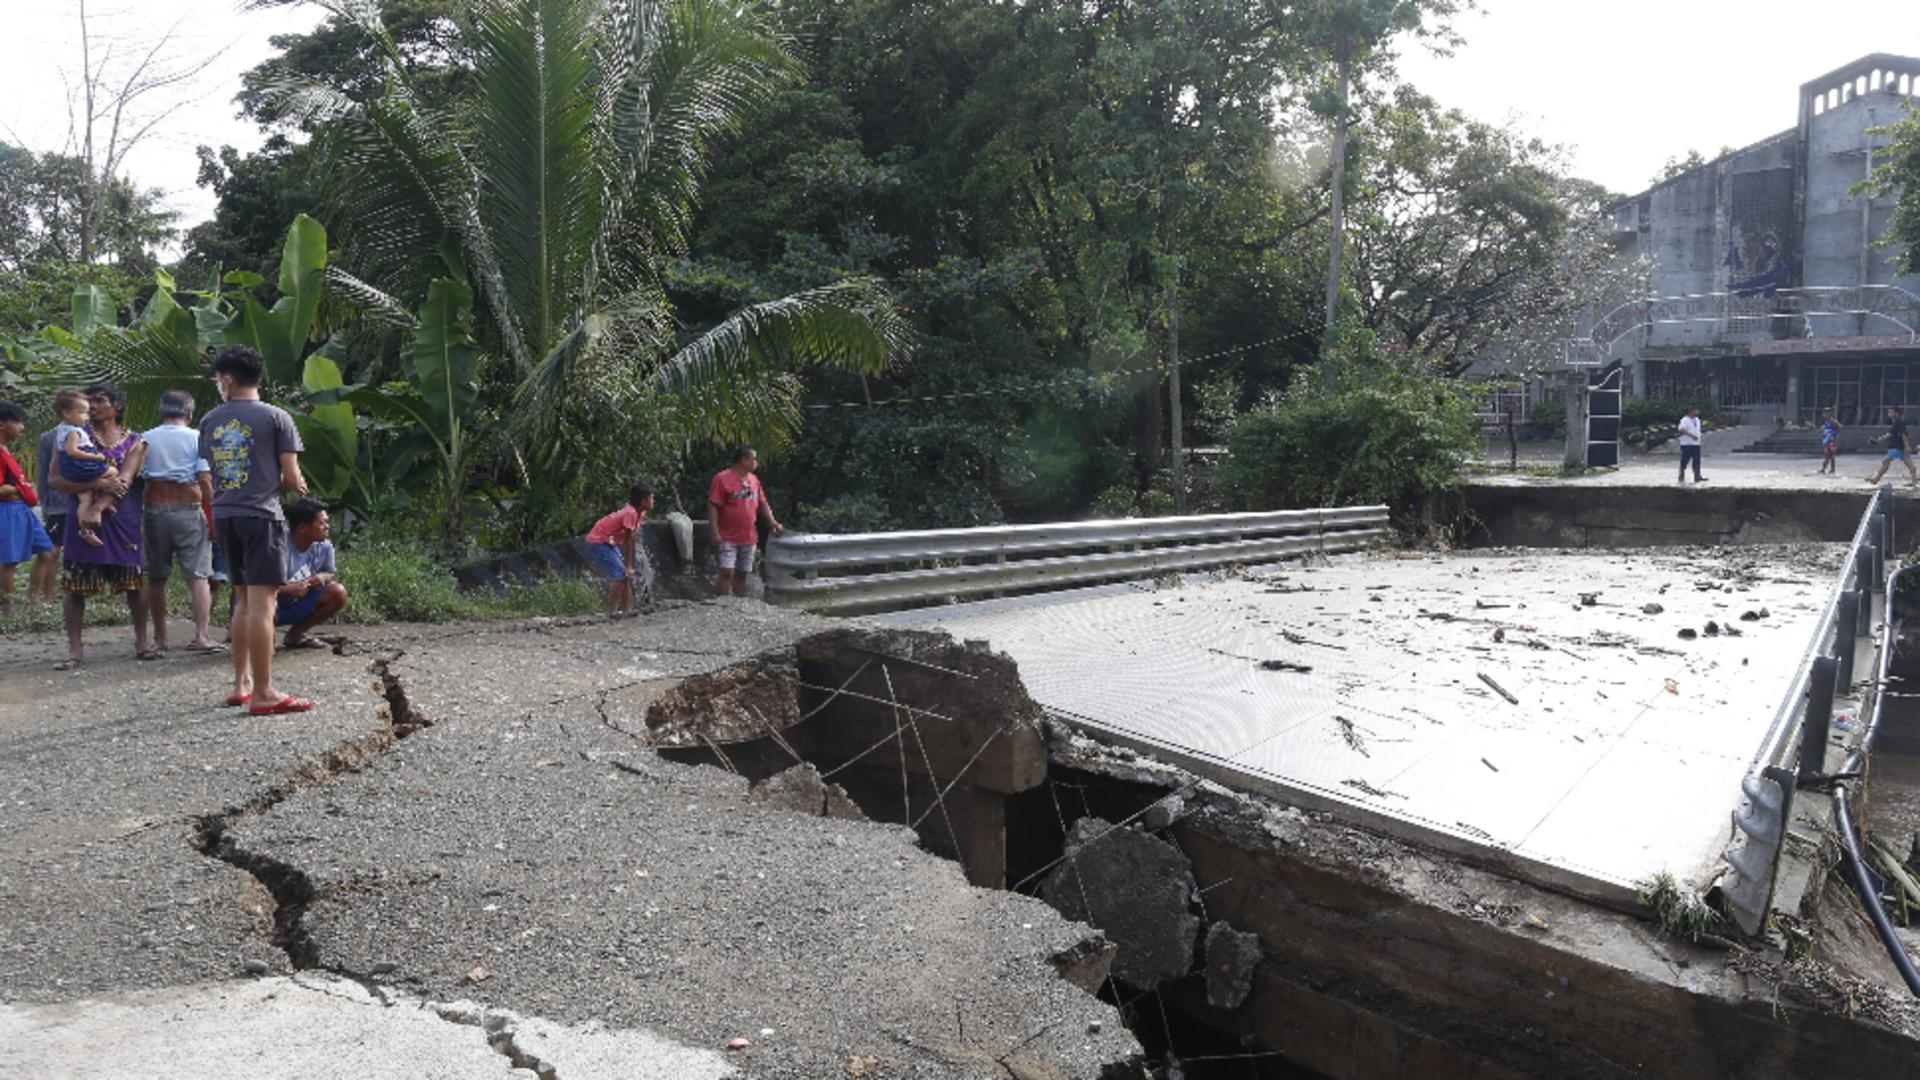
[1477,672,1519,705]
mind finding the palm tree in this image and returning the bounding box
[274,0,908,476]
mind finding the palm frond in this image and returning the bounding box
[654,278,911,441]
[325,267,421,331]
[51,329,217,432]
[474,0,602,359]
[597,0,801,287]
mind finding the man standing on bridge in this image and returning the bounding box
[1677,407,1706,483]
[1868,406,1920,487]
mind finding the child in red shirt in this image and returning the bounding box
[584,484,653,616]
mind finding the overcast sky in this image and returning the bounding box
[1398,0,1920,196]
[0,1,325,232]
[0,1,1916,238]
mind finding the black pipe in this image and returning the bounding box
[1830,562,1920,998]
[1835,786,1920,996]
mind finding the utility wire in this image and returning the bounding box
[803,320,1332,412]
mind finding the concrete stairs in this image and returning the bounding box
[1735,427,1882,456]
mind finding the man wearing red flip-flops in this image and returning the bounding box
[199,346,315,716]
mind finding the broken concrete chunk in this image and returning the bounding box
[643,649,801,747]
[1141,793,1187,831]
[1642,603,1664,615]
[1047,934,1118,995]
[748,763,868,822]
[1203,921,1264,1009]
[1039,818,1200,989]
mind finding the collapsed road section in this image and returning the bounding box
[639,557,1920,1077]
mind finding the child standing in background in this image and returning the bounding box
[585,485,654,617]
[1819,408,1843,475]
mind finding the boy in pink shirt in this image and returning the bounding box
[707,446,782,598]
[584,484,653,616]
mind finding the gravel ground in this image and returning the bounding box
[0,601,1140,1078]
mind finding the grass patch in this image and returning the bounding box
[0,539,605,635]
[1639,872,1726,942]
[337,540,603,624]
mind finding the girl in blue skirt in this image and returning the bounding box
[0,400,56,618]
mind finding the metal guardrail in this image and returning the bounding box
[1723,485,1893,936]
[764,507,1389,614]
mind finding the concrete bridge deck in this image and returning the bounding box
[883,544,1845,903]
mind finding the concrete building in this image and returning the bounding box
[1596,55,1920,424]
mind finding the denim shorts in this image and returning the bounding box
[717,542,756,572]
[586,542,627,581]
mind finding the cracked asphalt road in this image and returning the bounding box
[0,602,1140,1078]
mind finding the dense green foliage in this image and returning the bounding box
[1218,325,1480,511]
[1864,105,1920,276]
[4,0,1631,569]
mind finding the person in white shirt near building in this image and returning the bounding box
[1677,407,1706,484]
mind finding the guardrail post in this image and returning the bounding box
[1856,546,1876,597]
[1869,539,1885,594]
[1797,656,1838,782]
[1835,590,1860,688]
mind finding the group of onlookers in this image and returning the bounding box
[0,346,345,715]
[3,342,793,711]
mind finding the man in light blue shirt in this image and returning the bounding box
[141,389,221,654]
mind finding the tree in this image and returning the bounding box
[60,0,224,264]
[272,0,908,491]
[1283,0,1468,343]
[1863,107,1920,275]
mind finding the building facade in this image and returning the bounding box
[1601,54,1920,424]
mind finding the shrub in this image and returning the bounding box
[337,540,602,624]
[1220,367,1481,512]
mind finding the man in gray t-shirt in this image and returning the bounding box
[198,345,312,716]
[201,401,303,521]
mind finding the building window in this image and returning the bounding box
[1815,96,1826,116]
[1904,73,1914,96]
[1872,70,1882,91]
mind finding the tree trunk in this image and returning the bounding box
[1168,273,1185,514]
[1322,58,1352,345]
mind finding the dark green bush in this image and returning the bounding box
[1219,368,1481,512]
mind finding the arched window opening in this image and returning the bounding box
[1844,84,1853,104]
[1856,75,1868,95]
[1814,96,1826,116]
[1872,70,1882,91]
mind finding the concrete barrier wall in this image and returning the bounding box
[1456,485,1920,549]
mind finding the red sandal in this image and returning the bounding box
[249,695,315,716]
[223,691,253,707]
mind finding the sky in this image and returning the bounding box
[0,1,326,232]
[1397,0,1920,196]
[0,1,1917,238]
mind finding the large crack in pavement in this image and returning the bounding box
[186,651,433,974]
[180,654,587,1078]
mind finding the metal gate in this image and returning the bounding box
[1587,363,1623,468]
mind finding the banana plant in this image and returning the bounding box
[223,214,329,387]
[337,278,482,531]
